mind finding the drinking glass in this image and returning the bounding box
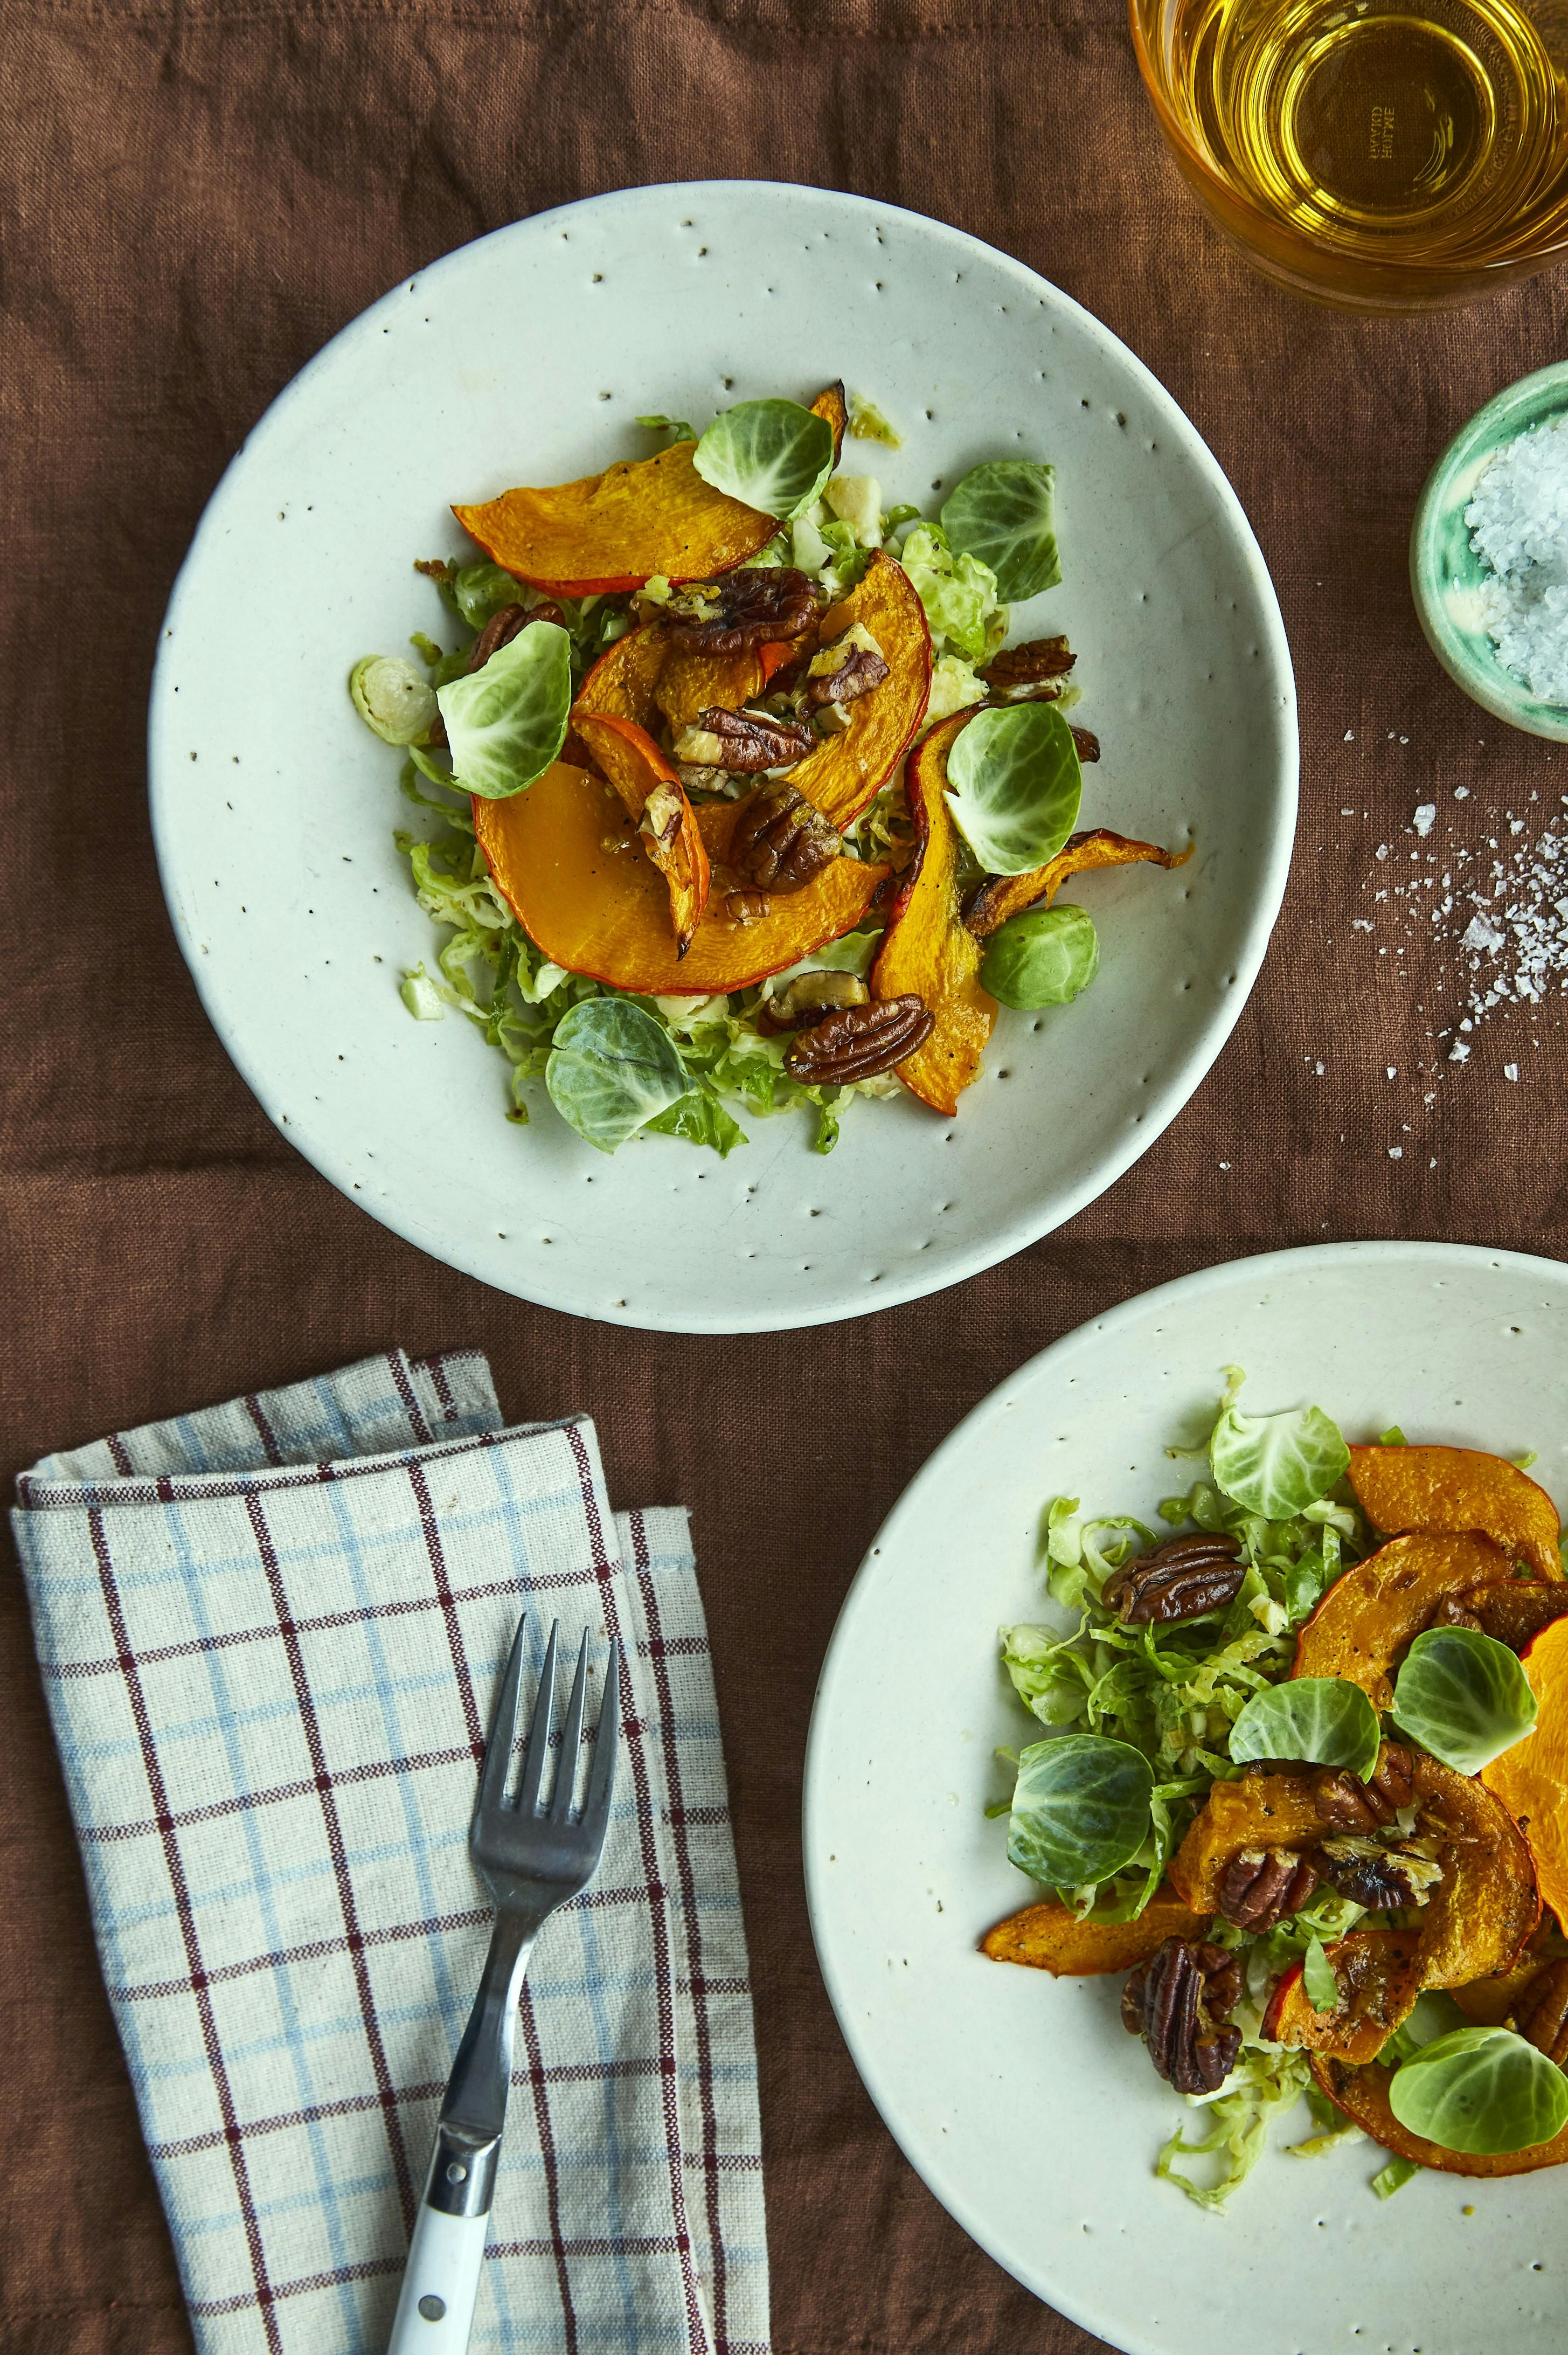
[1130,0,1568,308]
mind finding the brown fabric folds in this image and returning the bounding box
[4,5,1568,2352]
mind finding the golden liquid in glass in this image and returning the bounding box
[1153,0,1568,267]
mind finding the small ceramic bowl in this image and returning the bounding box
[1411,358,1568,743]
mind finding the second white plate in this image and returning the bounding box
[805,1241,1568,2355]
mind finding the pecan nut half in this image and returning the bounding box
[755,972,869,1034]
[467,600,565,671]
[804,624,891,711]
[1218,1845,1320,1932]
[731,779,844,893]
[690,706,816,773]
[1513,1958,1568,2066]
[1312,1743,1414,1832]
[665,566,821,653]
[979,636,1076,698]
[784,994,933,1085]
[1101,1532,1245,1626]
[1315,1835,1442,1911]
[1122,1938,1242,2096]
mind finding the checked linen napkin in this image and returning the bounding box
[11,1349,768,2355]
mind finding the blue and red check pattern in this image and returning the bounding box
[12,1350,768,2355]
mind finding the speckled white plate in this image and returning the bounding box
[149,182,1296,1334]
[804,1241,1568,2355]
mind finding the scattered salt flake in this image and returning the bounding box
[1218,1161,1231,1170]
[1462,915,1506,953]
[1386,1066,1397,1078]
[1505,1063,1520,1080]
[1341,806,1356,815]
[1511,819,1527,834]
[1352,918,1375,931]
[1389,1146,1404,1158]
[1344,729,1355,741]
[1376,844,1390,861]
[1449,1042,1471,1061]
[1414,804,1437,835]
[1315,1061,1324,1074]
[1456,786,1470,799]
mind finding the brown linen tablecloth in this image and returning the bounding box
[6,5,1568,2351]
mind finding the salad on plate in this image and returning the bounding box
[349,384,1186,1156]
[985,1376,1568,2206]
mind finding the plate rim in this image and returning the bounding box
[148,178,1300,1335]
[802,1235,1568,2349]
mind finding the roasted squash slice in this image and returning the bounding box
[453,381,849,598]
[573,625,669,733]
[1411,1750,1541,1989]
[1313,2051,1568,2176]
[1483,1615,1568,1933]
[475,761,887,996]
[454,439,776,597]
[785,550,932,828]
[964,827,1189,940]
[1452,1933,1557,2025]
[572,715,710,954]
[871,711,996,1115]
[1292,1532,1515,1709]
[653,643,770,733]
[812,379,849,460]
[980,1883,1208,1976]
[1348,1444,1563,1583]
[1261,1926,1424,2062]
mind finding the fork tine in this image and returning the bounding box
[516,1619,559,1813]
[549,1632,591,1822]
[475,1612,527,1821]
[581,1635,621,1845]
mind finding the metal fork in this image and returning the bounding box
[388,1617,621,2354]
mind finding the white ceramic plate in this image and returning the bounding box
[149,182,1295,1334]
[804,1242,1568,2355]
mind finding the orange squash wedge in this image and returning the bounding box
[1452,1935,1556,2025]
[1313,2051,1568,2176]
[653,642,769,733]
[785,550,932,828]
[574,625,669,733]
[1410,1751,1541,1989]
[453,382,849,598]
[475,761,887,996]
[812,379,849,460]
[1348,1444,1564,1583]
[1167,1771,1328,1913]
[980,1883,1208,1976]
[1261,1926,1424,2062]
[572,715,709,954]
[965,827,1190,940]
[871,711,997,1115]
[454,438,777,597]
[1292,1532,1515,1709]
[1482,1614,1568,1933]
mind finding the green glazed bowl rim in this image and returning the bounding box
[1410,358,1568,743]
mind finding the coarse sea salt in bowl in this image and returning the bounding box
[1412,359,1568,743]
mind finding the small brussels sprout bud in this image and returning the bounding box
[980,903,1100,1010]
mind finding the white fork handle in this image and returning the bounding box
[387,2201,489,2354]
